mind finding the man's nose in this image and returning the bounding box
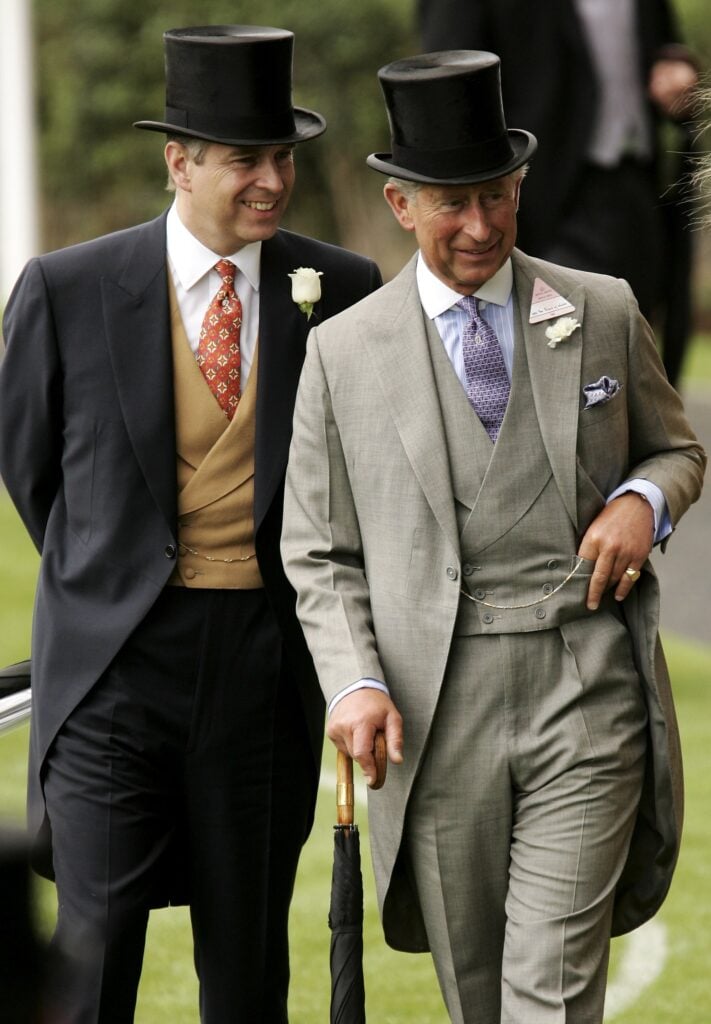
[461,204,491,242]
[255,159,285,193]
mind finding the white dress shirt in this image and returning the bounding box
[166,202,261,389]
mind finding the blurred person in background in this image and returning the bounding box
[0,24,380,1024]
[418,0,700,387]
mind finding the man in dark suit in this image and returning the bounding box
[0,25,381,1023]
[418,0,699,386]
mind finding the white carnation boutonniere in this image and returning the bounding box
[289,267,323,320]
[545,316,581,349]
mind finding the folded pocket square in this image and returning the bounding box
[583,375,622,409]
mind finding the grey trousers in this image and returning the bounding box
[404,610,648,1023]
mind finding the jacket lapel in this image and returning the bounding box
[254,231,313,528]
[512,249,585,530]
[102,211,177,532]
[360,257,459,554]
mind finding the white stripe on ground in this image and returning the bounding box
[604,919,668,1019]
[319,771,668,1019]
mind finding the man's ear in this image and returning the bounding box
[165,141,192,192]
[383,183,416,232]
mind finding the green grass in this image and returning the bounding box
[2,452,711,1020]
[680,331,711,386]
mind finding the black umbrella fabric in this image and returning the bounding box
[329,734,386,1024]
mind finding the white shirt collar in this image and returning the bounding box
[166,202,262,293]
[416,252,513,318]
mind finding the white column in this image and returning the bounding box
[0,0,39,303]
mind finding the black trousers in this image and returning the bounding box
[43,586,314,1024]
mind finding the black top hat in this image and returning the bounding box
[367,51,536,184]
[134,25,326,146]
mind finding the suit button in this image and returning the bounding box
[535,607,546,620]
[184,567,196,580]
[542,583,554,595]
[446,566,458,581]
[474,588,486,600]
[165,544,176,559]
[482,613,494,624]
[546,559,559,570]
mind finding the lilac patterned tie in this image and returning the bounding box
[458,295,510,442]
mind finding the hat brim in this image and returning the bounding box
[133,106,326,145]
[367,129,537,184]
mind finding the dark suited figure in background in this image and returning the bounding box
[0,25,381,1023]
[418,0,699,387]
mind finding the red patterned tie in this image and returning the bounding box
[197,259,242,419]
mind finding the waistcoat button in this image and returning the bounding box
[542,583,553,595]
[474,588,486,600]
[546,559,559,570]
[184,567,196,580]
[535,607,546,620]
[482,613,494,624]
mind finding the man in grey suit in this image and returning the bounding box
[282,51,705,1022]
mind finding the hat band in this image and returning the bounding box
[391,133,514,178]
[165,105,296,140]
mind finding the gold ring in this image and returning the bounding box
[624,567,641,582]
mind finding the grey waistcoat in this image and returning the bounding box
[424,312,607,636]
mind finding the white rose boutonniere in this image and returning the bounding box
[545,316,581,349]
[289,267,323,320]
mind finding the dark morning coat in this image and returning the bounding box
[0,210,382,884]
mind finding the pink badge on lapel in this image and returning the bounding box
[529,278,576,324]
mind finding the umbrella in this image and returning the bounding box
[329,732,386,1024]
[0,660,31,734]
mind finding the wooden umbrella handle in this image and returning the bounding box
[370,731,388,791]
[336,732,388,826]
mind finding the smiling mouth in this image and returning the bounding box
[243,200,278,211]
[460,241,498,257]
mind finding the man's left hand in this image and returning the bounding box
[648,58,698,119]
[577,492,655,610]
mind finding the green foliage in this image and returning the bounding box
[677,0,711,62]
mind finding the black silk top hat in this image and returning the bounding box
[367,50,537,184]
[134,25,326,145]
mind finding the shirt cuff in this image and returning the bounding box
[328,678,390,715]
[606,479,672,544]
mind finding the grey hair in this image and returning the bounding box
[388,163,529,203]
[165,134,210,192]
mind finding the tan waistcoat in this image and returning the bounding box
[167,277,263,589]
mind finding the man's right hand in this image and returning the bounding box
[327,689,404,786]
